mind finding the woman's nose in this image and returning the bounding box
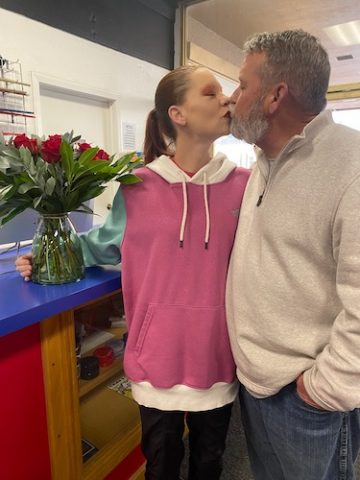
[221,95,230,106]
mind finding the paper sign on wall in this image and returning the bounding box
[122,121,136,151]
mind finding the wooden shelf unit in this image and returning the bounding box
[41,290,143,480]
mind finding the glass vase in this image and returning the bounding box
[32,213,85,285]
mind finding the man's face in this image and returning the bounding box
[230,53,269,145]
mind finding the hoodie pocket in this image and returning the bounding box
[132,303,235,389]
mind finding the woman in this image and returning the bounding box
[16,65,249,480]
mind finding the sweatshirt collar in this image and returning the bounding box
[257,111,333,176]
[146,153,237,185]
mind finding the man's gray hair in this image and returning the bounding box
[243,30,330,113]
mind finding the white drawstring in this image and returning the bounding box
[203,172,210,249]
[179,176,188,247]
[178,172,210,249]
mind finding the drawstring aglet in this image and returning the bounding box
[205,242,209,250]
[179,240,184,248]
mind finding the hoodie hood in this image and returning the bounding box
[146,152,237,250]
[146,152,237,184]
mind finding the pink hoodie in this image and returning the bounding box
[121,154,249,390]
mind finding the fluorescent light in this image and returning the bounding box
[324,20,360,46]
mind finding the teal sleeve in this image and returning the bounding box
[79,187,126,266]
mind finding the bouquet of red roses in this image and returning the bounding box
[0,131,142,225]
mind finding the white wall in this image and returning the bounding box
[0,8,169,227]
[187,17,243,76]
[0,8,168,146]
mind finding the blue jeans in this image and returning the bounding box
[239,382,360,480]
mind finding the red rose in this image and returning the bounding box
[41,134,62,163]
[13,133,39,155]
[94,149,109,160]
[79,142,92,152]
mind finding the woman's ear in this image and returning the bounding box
[168,105,187,126]
[267,82,288,114]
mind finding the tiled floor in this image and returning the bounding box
[180,398,253,479]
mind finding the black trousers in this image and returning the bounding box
[139,403,233,480]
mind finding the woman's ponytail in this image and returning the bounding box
[143,109,169,164]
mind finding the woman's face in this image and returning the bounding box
[177,68,231,141]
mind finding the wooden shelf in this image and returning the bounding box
[80,388,139,448]
[0,109,35,118]
[80,388,142,480]
[0,76,31,87]
[0,87,28,95]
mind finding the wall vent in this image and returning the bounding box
[336,54,354,61]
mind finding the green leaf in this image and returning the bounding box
[78,185,106,203]
[0,185,13,199]
[33,195,43,209]
[45,177,56,196]
[0,145,22,160]
[62,131,74,143]
[18,183,38,194]
[63,190,80,212]
[60,141,74,182]
[117,174,142,184]
[0,202,13,217]
[74,203,94,214]
[0,205,29,226]
[78,147,98,166]
[71,135,82,144]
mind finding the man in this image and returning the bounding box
[226,29,360,479]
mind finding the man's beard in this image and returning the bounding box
[230,97,269,145]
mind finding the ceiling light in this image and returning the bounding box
[324,20,360,46]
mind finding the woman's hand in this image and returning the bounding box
[15,253,33,282]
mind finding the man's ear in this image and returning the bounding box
[266,82,288,114]
[168,105,187,126]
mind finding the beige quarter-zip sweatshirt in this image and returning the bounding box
[226,111,360,411]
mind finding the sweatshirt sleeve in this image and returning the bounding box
[80,187,126,266]
[303,174,360,411]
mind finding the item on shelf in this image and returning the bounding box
[109,315,127,328]
[105,338,125,357]
[93,346,115,367]
[80,356,99,380]
[81,438,98,462]
[107,375,133,399]
[81,330,114,355]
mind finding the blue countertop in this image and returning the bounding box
[0,247,121,337]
